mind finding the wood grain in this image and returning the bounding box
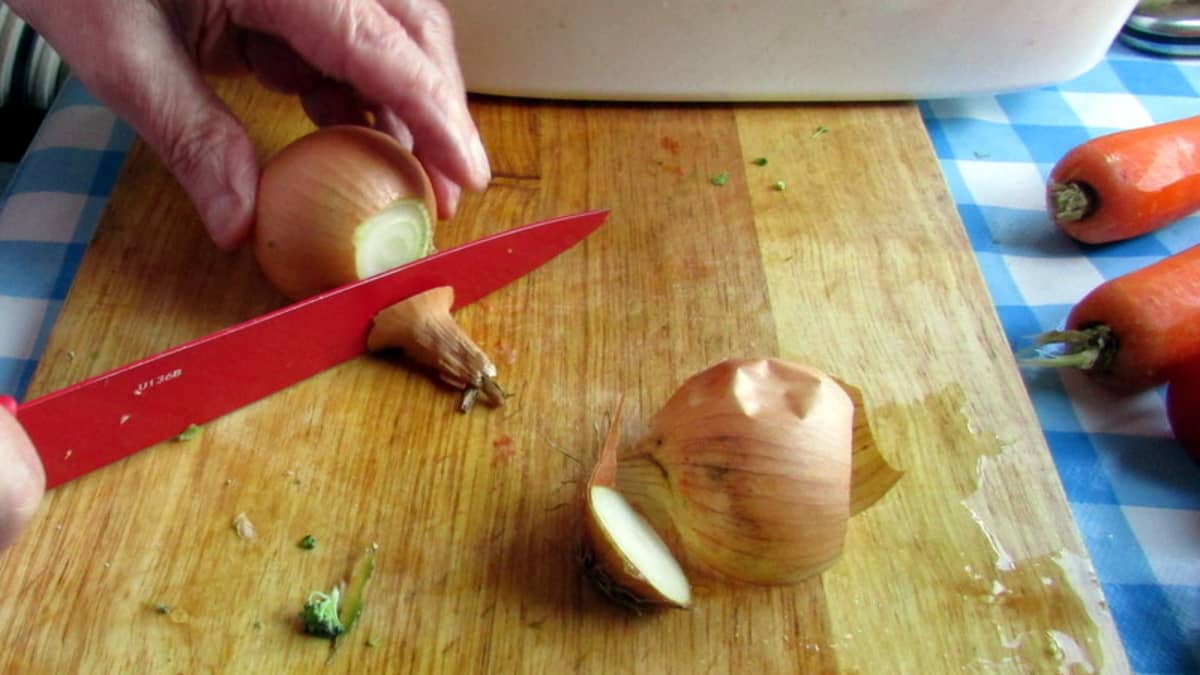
[0,76,1129,673]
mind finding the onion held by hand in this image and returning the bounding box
[253,125,437,300]
[252,126,505,412]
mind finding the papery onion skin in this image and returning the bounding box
[580,396,692,609]
[254,125,436,300]
[616,358,854,585]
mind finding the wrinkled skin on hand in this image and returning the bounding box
[9,0,491,249]
[0,403,44,552]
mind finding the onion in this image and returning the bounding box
[253,127,506,411]
[254,125,437,300]
[367,286,506,411]
[584,358,854,596]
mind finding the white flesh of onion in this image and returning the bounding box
[353,199,433,279]
[590,485,692,606]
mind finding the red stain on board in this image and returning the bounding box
[492,435,516,466]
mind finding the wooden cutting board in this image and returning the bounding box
[0,75,1130,673]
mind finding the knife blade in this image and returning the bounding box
[5,209,609,489]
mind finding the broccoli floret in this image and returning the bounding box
[299,587,345,638]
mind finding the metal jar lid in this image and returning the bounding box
[1121,1,1200,56]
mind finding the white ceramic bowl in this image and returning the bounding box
[444,0,1140,101]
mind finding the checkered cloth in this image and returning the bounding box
[0,79,133,398]
[921,41,1200,674]
[1,43,1197,672]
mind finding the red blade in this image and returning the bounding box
[15,209,608,488]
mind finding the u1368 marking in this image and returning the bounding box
[133,368,182,396]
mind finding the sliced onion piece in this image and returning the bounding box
[581,395,691,609]
[583,485,692,609]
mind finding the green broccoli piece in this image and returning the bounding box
[175,423,202,442]
[300,587,345,638]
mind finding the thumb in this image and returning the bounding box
[0,401,45,552]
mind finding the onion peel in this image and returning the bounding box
[835,379,903,516]
[580,360,902,600]
[578,361,902,609]
[613,359,853,585]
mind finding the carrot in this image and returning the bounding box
[1022,244,1200,392]
[1048,115,1200,244]
[1166,358,1200,462]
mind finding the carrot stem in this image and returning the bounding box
[1019,325,1115,371]
[1050,182,1092,222]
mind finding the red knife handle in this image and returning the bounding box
[0,396,15,415]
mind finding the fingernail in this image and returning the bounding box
[204,159,256,250]
[204,190,250,250]
[441,183,462,219]
[465,130,491,188]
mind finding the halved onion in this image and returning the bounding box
[581,360,902,609]
[616,359,855,585]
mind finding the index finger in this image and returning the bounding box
[229,0,489,191]
[380,0,465,94]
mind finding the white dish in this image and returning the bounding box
[444,0,1140,101]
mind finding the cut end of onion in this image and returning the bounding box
[352,198,434,279]
[367,286,506,411]
[583,485,692,610]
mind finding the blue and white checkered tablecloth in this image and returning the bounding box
[0,79,133,398]
[1,43,1198,672]
[921,42,1200,673]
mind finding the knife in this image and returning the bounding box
[1,209,609,489]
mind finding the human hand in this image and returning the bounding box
[9,0,491,249]
[0,397,45,552]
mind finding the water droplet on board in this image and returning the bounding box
[949,397,1104,672]
[877,386,1106,671]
